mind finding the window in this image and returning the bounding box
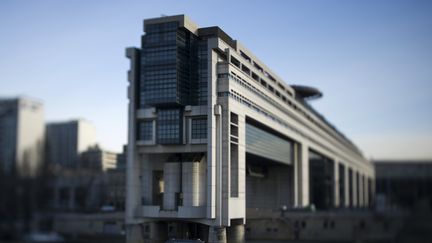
[138,120,153,141]
[230,143,239,197]
[230,56,240,68]
[191,117,207,139]
[157,109,182,144]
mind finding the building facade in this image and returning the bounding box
[46,119,96,168]
[125,15,375,243]
[0,97,44,177]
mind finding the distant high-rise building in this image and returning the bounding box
[46,119,96,168]
[80,145,118,171]
[0,97,45,176]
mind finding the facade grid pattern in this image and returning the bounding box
[138,120,153,141]
[157,109,182,144]
[191,117,207,139]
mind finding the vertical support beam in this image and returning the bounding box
[125,48,144,243]
[333,160,340,208]
[364,175,369,208]
[352,170,358,208]
[293,143,299,207]
[207,44,220,220]
[358,173,364,208]
[297,143,309,207]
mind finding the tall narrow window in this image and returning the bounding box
[230,143,239,197]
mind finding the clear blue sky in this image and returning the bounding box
[1,0,431,159]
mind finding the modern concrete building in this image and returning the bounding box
[125,15,375,243]
[46,119,96,168]
[0,97,44,177]
[80,145,118,171]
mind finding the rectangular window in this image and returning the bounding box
[138,120,153,141]
[230,143,239,197]
[191,117,207,139]
[157,108,182,144]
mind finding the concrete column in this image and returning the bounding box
[344,165,350,208]
[352,170,358,208]
[364,175,369,208]
[163,162,181,210]
[182,161,201,206]
[333,160,340,208]
[297,143,309,207]
[293,143,299,207]
[358,173,364,208]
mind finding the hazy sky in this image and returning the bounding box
[1,0,431,159]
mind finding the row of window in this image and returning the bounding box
[191,118,207,139]
[137,113,207,143]
[144,31,177,44]
[146,22,178,33]
[230,56,360,154]
[224,72,360,158]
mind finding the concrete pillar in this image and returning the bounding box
[293,143,299,207]
[344,165,350,208]
[296,143,309,207]
[333,160,340,208]
[163,162,181,210]
[352,170,358,208]
[208,226,227,243]
[182,161,201,207]
[364,175,369,208]
[358,173,364,208]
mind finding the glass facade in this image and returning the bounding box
[137,120,153,141]
[245,122,293,165]
[140,21,202,107]
[157,109,182,144]
[141,22,179,106]
[309,150,335,210]
[191,118,207,139]
[197,40,208,105]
